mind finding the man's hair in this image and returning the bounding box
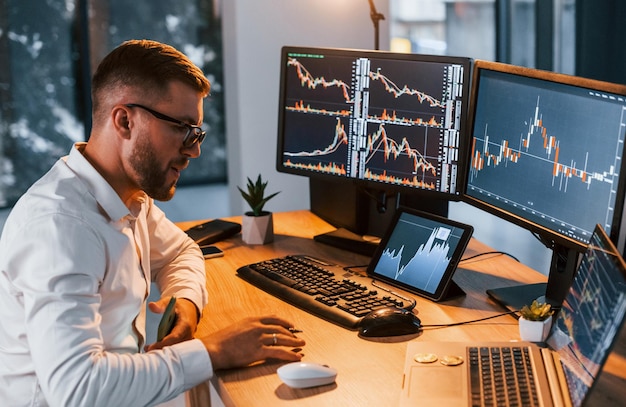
[91,39,211,125]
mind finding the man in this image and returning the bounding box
[0,39,305,406]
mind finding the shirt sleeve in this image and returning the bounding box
[145,200,209,313]
[9,213,213,406]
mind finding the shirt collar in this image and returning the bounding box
[65,142,147,223]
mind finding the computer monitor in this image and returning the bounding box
[464,60,626,309]
[275,46,472,247]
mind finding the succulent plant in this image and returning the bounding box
[237,174,280,217]
[519,300,553,321]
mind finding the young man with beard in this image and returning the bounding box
[0,39,305,406]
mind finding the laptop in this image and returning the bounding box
[400,224,626,407]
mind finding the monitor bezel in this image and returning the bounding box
[462,59,626,253]
[275,45,473,202]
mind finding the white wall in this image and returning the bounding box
[222,0,390,216]
[220,1,552,274]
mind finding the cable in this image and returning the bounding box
[342,262,519,328]
[343,249,520,268]
[460,251,520,264]
[421,310,519,329]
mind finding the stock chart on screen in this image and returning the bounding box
[467,68,626,245]
[278,48,471,196]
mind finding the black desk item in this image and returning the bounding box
[184,219,241,246]
[313,228,379,257]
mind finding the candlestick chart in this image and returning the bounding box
[466,74,626,244]
[279,52,467,194]
[470,97,621,193]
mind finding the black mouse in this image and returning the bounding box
[357,306,422,337]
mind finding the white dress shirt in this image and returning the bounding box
[0,143,211,406]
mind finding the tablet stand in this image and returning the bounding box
[438,279,466,301]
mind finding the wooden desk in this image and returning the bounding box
[181,210,625,406]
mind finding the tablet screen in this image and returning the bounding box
[367,207,473,301]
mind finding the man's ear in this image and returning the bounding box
[112,105,132,139]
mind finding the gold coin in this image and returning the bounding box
[440,355,464,366]
[414,353,438,364]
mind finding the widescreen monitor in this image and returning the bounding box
[464,60,626,308]
[276,46,472,201]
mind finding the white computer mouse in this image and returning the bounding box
[276,362,338,389]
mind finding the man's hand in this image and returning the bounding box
[145,296,199,351]
[200,315,306,370]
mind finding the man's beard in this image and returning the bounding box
[130,136,184,201]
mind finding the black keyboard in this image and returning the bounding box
[236,255,410,329]
[468,346,539,407]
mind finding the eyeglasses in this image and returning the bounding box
[125,103,206,147]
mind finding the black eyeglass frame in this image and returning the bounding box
[125,103,206,147]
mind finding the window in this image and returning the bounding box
[0,0,225,208]
[0,0,80,207]
[390,0,496,60]
[389,0,575,73]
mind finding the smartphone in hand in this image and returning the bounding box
[157,296,177,342]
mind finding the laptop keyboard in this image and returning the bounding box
[468,346,539,407]
[236,255,408,329]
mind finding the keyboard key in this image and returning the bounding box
[467,346,539,407]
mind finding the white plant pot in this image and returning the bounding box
[242,212,274,245]
[519,315,552,342]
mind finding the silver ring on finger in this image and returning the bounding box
[272,333,277,346]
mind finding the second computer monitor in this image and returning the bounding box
[464,60,626,308]
[465,60,626,253]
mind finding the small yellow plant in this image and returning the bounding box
[520,300,553,321]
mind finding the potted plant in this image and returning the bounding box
[518,300,553,342]
[237,174,280,245]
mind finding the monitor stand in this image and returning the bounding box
[486,243,580,313]
[309,177,379,255]
[313,227,380,256]
[309,178,449,257]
